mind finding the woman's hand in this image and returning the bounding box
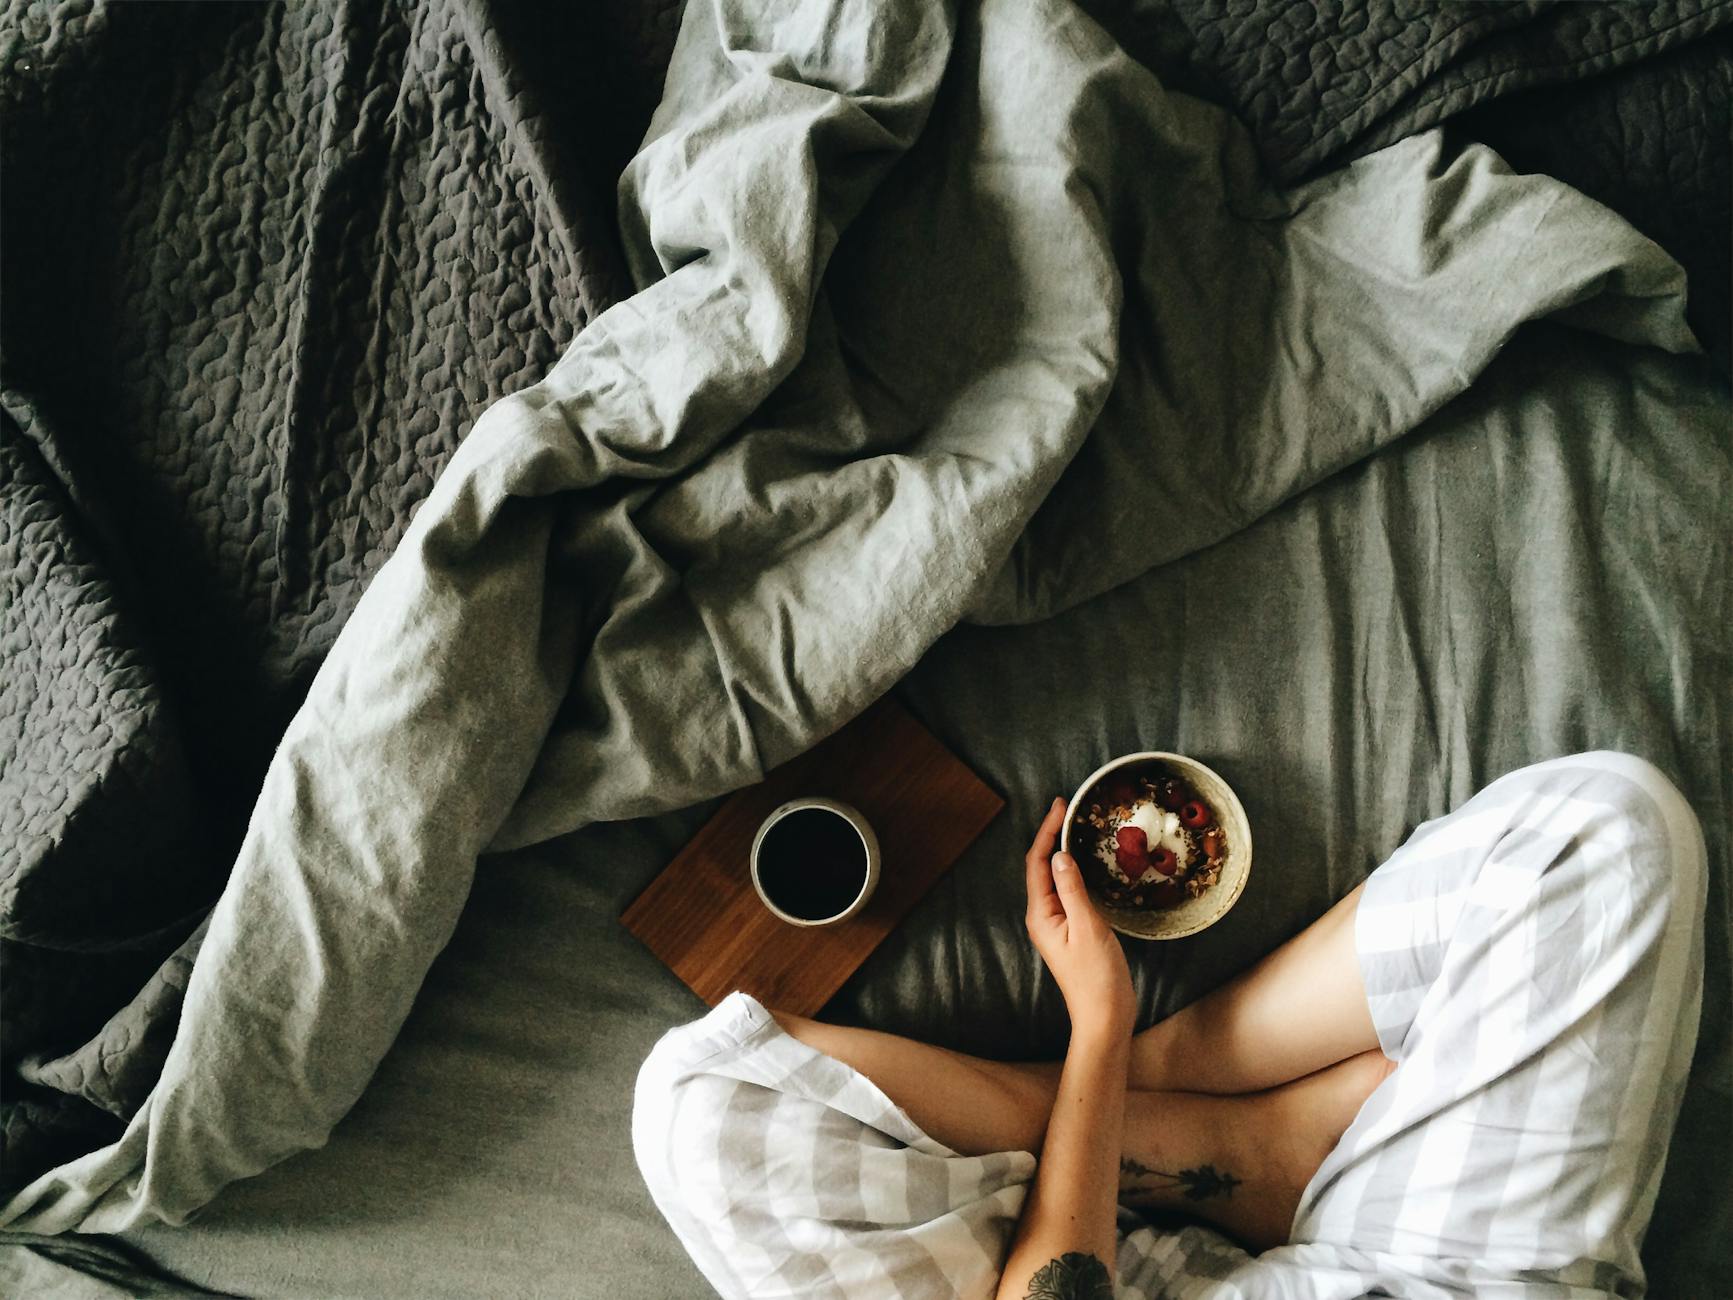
[1025,797,1135,1043]
[997,799,1135,1299]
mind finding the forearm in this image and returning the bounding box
[995,1026,1129,1299]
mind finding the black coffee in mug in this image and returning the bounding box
[755,807,871,921]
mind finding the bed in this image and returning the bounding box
[2,1,1727,1296]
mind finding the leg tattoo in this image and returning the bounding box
[1118,1156,1243,1205]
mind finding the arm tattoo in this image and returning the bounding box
[1118,1156,1242,1201]
[1023,1252,1114,1300]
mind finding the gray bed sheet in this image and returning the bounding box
[71,320,1727,1299]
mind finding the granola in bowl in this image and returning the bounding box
[1060,751,1252,940]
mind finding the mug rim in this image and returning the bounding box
[750,798,881,927]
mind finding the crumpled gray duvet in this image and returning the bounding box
[1,0,1722,1278]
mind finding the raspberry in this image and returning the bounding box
[1157,781,1188,811]
[1114,825,1150,876]
[1179,800,1209,829]
[1149,846,1177,876]
[1148,880,1185,909]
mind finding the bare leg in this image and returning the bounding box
[771,881,1382,1148]
[771,1010,1392,1252]
[1117,1050,1395,1251]
[809,879,1380,1106]
[1131,882,1381,1094]
[770,1011,1057,1155]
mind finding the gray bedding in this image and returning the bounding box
[1164,0,1732,186]
[8,319,1720,1299]
[6,0,1728,1191]
[1,0,682,1188]
[2,0,1728,1295]
[1159,0,1733,368]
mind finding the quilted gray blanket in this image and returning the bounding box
[0,0,1723,1257]
[3,0,682,1191]
[1156,0,1733,368]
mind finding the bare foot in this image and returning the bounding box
[1232,1049,1397,1251]
[1118,1049,1395,1253]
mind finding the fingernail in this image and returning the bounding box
[1052,853,1071,872]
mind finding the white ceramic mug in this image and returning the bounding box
[750,798,881,927]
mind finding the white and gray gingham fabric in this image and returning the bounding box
[633,753,1706,1298]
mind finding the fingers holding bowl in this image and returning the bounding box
[1051,851,1107,934]
[1024,797,1067,924]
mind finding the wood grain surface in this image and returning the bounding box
[620,695,1004,1016]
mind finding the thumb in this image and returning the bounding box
[1050,852,1095,922]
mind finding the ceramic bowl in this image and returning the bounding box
[1059,752,1252,941]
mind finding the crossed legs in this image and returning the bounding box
[771,882,1393,1252]
[644,755,1704,1294]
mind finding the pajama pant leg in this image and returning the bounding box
[1287,752,1707,1297]
[632,992,1036,1300]
[633,1002,1269,1300]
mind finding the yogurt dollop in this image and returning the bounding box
[1097,799,1191,883]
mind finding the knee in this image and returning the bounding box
[632,1054,738,1223]
[1572,751,1683,802]
[1542,751,1705,912]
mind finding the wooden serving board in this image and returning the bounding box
[621,695,1004,1016]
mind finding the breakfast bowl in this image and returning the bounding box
[1059,751,1252,940]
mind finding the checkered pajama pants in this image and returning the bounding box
[633,753,1707,1298]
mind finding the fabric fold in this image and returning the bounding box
[1,0,1707,1234]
